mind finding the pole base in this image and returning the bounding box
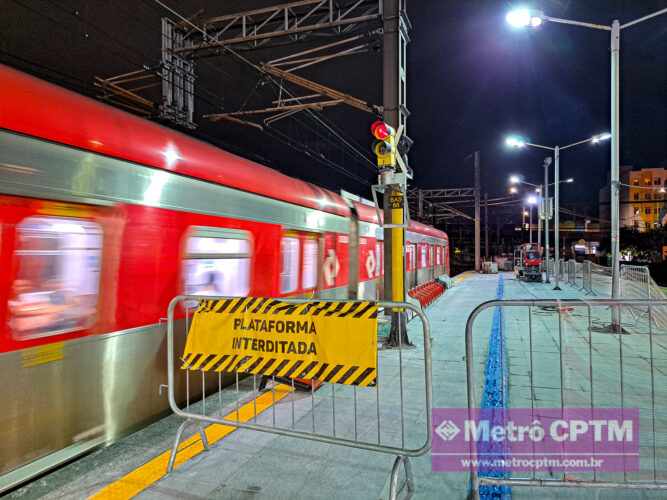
[592,323,629,335]
[553,286,561,291]
[384,312,413,348]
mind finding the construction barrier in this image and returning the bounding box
[465,298,667,499]
[166,296,432,500]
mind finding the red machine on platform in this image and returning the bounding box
[0,64,449,487]
[514,243,543,282]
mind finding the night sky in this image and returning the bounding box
[410,0,667,213]
[1,1,666,216]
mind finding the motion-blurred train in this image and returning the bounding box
[0,64,449,489]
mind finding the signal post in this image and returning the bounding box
[371,120,410,347]
[377,0,411,347]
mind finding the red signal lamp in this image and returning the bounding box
[371,120,395,141]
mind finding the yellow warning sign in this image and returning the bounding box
[389,193,404,209]
[182,298,378,387]
[21,342,64,368]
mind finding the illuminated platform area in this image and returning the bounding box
[6,272,666,500]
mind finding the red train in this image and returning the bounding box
[0,64,448,489]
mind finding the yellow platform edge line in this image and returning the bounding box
[90,384,293,500]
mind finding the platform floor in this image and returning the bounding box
[8,273,667,499]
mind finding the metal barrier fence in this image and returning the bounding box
[621,264,652,299]
[582,260,595,295]
[465,298,667,498]
[566,260,576,286]
[166,295,432,500]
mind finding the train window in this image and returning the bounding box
[184,228,251,297]
[436,246,442,266]
[420,244,428,268]
[302,238,319,290]
[280,236,300,293]
[9,216,102,340]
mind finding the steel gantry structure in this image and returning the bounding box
[94,1,388,181]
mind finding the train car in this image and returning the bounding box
[0,64,449,490]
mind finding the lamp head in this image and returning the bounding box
[591,132,611,144]
[509,186,518,194]
[505,136,526,148]
[506,8,544,28]
[509,175,521,184]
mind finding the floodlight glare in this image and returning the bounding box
[527,195,538,205]
[509,186,518,194]
[565,178,574,183]
[591,132,612,144]
[506,8,544,28]
[660,188,666,194]
[506,8,530,27]
[505,136,526,148]
[509,175,521,184]
[535,187,541,193]
[523,210,529,216]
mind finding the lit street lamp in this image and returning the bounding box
[506,5,667,320]
[506,134,607,290]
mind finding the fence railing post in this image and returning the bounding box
[466,297,667,497]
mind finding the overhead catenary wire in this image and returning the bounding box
[152,0,378,174]
[10,0,375,186]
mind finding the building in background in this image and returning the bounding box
[628,168,667,230]
[600,166,667,231]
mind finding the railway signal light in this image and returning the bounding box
[371,120,396,168]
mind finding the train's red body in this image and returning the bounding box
[0,64,448,488]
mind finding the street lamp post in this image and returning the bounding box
[543,157,552,283]
[527,195,538,245]
[506,5,667,318]
[507,134,607,290]
[537,187,542,250]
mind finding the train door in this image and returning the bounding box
[321,233,347,298]
[357,236,378,299]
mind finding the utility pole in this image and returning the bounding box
[544,157,551,283]
[529,205,533,244]
[382,0,410,346]
[522,204,526,241]
[484,192,489,260]
[537,188,542,249]
[610,19,621,329]
[474,151,481,272]
[553,146,561,290]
